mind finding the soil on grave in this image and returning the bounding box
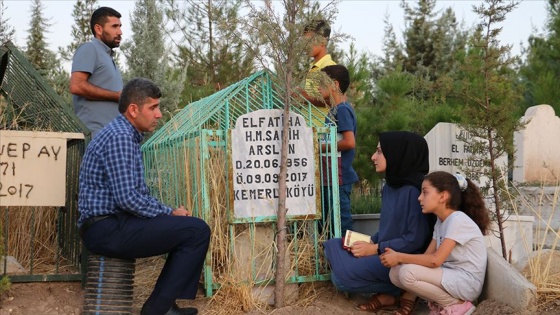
[1,250,559,315]
[0,281,558,315]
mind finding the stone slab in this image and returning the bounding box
[480,248,537,311]
[513,104,560,185]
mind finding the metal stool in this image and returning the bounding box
[82,254,136,315]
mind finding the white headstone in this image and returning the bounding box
[0,131,84,206]
[231,109,319,220]
[424,122,508,189]
[513,105,560,185]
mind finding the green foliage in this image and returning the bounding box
[123,0,185,119]
[519,0,560,114]
[59,0,98,61]
[337,43,374,109]
[0,224,11,294]
[165,0,255,104]
[454,0,524,259]
[0,0,15,44]
[25,0,53,77]
[351,188,382,215]
[0,275,10,293]
[400,0,468,85]
[24,0,71,106]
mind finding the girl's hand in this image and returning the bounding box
[380,248,400,267]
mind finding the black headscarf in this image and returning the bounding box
[379,131,429,190]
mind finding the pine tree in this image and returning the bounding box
[25,0,53,76]
[165,0,255,103]
[455,0,523,260]
[23,0,71,104]
[376,15,405,77]
[59,0,98,61]
[122,0,185,118]
[400,0,468,87]
[0,0,16,44]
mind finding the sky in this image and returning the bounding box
[2,0,550,61]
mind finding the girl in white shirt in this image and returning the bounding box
[380,171,490,315]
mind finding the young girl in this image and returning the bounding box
[380,171,490,315]
[323,131,433,313]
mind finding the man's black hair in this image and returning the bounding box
[304,19,331,39]
[90,7,122,35]
[119,78,162,113]
[321,65,350,94]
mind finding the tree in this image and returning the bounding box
[122,0,185,119]
[455,0,523,260]
[165,0,255,103]
[241,0,339,307]
[25,0,53,77]
[59,0,98,61]
[23,0,71,104]
[399,0,468,99]
[519,0,560,114]
[0,0,16,44]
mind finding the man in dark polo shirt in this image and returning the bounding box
[70,6,123,138]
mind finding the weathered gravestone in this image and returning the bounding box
[425,123,533,265]
[513,104,560,185]
[513,105,560,251]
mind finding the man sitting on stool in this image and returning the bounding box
[78,77,210,315]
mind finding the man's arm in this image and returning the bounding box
[70,71,121,102]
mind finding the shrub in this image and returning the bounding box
[351,183,382,215]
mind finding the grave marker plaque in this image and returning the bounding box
[425,123,507,189]
[0,131,84,206]
[230,109,319,220]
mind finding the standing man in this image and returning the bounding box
[70,6,123,138]
[78,78,210,315]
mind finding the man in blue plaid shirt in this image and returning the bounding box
[78,77,209,315]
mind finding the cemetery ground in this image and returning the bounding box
[1,250,559,315]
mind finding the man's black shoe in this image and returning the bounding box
[141,303,198,315]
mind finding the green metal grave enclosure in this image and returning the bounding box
[0,41,89,282]
[142,70,340,296]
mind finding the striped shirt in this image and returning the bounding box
[77,114,172,227]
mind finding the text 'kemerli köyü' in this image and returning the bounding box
[0,143,62,160]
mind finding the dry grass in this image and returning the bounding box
[133,256,166,305]
[509,181,560,303]
[2,206,72,273]
[133,135,329,311]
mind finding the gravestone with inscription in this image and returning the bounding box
[0,131,84,206]
[425,123,535,265]
[513,104,560,185]
[424,122,507,188]
[230,109,320,220]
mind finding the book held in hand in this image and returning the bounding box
[343,230,371,249]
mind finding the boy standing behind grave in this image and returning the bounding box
[300,19,336,115]
[319,65,358,237]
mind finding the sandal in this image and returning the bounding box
[356,294,398,313]
[393,297,418,315]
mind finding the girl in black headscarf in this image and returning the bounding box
[323,131,433,313]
